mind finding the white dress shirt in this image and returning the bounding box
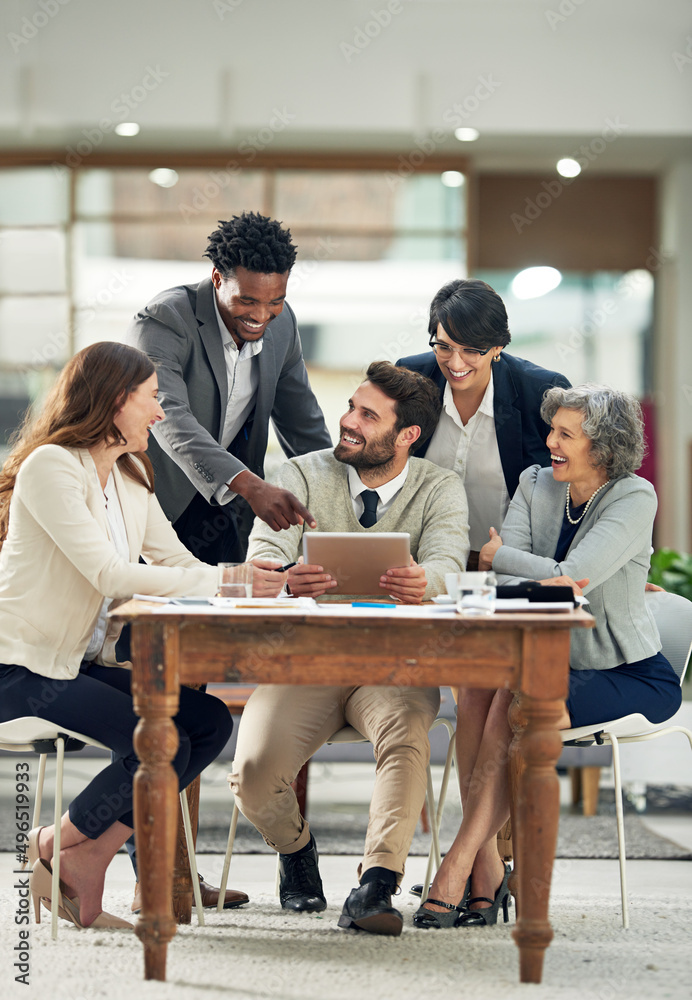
[425,377,508,550]
[84,470,130,660]
[347,462,410,522]
[213,292,263,503]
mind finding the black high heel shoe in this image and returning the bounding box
[412,877,471,930]
[456,863,512,927]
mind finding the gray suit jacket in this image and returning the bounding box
[492,465,661,671]
[126,277,332,524]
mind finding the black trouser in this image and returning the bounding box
[172,491,256,566]
[0,661,233,839]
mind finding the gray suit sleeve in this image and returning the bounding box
[493,472,657,594]
[128,303,244,500]
[270,304,332,458]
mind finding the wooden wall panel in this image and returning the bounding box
[476,175,657,272]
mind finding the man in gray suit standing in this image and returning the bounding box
[124,212,331,912]
[127,211,332,564]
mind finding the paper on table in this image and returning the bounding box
[152,596,319,614]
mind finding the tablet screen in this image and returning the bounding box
[302,532,410,596]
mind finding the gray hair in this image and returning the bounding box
[540,383,645,478]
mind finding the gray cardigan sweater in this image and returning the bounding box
[493,465,660,670]
[246,449,470,600]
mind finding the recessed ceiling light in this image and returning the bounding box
[148,168,179,188]
[441,170,465,188]
[115,122,140,137]
[454,128,479,142]
[511,266,563,300]
[556,157,581,178]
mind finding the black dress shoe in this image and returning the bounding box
[131,875,249,913]
[278,836,327,913]
[337,880,403,936]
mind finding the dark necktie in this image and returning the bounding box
[359,490,379,528]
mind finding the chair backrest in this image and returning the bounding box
[646,590,692,683]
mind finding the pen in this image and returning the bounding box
[351,601,394,608]
[273,561,297,572]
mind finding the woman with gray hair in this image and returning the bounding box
[414,383,680,931]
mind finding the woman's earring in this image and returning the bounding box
[493,353,501,363]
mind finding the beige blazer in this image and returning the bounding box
[0,445,218,680]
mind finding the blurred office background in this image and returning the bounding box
[0,0,690,548]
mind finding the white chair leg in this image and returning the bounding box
[433,720,458,829]
[33,754,47,831]
[217,803,240,913]
[422,767,440,901]
[51,738,64,941]
[426,765,441,869]
[422,721,459,901]
[179,790,205,927]
[21,754,48,872]
[610,734,629,929]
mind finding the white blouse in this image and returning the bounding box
[425,378,509,550]
[83,471,130,660]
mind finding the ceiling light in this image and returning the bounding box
[454,127,479,142]
[556,157,581,178]
[115,122,140,137]
[148,168,179,188]
[511,266,563,300]
[441,170,465,188]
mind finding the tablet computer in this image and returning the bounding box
[302,532,411,596]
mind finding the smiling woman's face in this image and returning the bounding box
[431,323,502,397]
[113,373,164,452]
[546,406,606,491]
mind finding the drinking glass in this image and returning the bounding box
[217,562,253,599]
[455,571,496,616]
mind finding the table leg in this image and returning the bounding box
[131,622,181,982]
[512,692,564,984]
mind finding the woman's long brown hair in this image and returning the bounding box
[0,341,157,546]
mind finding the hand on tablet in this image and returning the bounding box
[287,558,339,597]
[380,557,427,604]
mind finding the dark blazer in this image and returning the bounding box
[127,277,332,524]
[396,351,571,500]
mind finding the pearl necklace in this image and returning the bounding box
[565,481,609,525]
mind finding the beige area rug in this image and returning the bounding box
[2,854,691,1000]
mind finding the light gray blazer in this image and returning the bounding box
[126,278,332,524]
[492,465,661,671]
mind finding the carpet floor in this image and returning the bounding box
[2,853,690,1000]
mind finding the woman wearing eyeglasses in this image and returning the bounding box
[398,278,570,569]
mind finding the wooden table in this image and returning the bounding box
[111,601,593,986]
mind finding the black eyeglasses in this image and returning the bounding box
[429,340,492,361]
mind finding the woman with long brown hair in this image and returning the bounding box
[0,342,237,930]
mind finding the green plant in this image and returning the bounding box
[648,548,692,601]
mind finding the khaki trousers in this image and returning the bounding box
[229,684,440,880]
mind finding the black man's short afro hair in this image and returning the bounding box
[204,211,298,277]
